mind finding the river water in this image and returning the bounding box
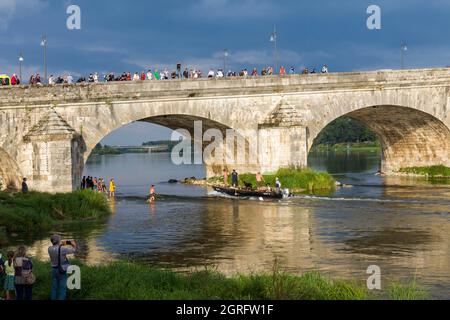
[12,150,450,299]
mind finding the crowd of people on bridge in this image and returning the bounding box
[1,63,329,86]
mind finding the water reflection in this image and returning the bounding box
[3,150,450,298]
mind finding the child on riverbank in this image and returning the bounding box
[0,253,4,299]
[4,251,15,300]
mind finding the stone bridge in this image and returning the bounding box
[1,67,450,192]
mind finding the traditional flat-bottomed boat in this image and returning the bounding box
[213,186,283,199]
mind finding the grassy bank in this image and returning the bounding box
[205,168,335,193]
[13,259,425,300]
[399,165,450,178]
[0,190,110,234]
[312,141,381,153]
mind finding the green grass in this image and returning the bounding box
[0,190,110,234]
[399,165,450,178]
[312,141,381,153]
[213,168,335,192]
[0,258,424,300]
[388,278,428,300]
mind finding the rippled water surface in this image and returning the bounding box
[14,151,450,299]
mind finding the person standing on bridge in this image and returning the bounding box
[153,69,160,80]
[147,69,153,80]
[109,178,116,197]
[176,63,182,78]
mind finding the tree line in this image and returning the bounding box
[313,117,377,145]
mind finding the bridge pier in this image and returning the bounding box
[20,109,85,193]
[204,124,308,178]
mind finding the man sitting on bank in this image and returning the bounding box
[48,235,77,300]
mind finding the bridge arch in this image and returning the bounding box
[0,147,22,191]
[81,112,257,182]
[309,105,450,173]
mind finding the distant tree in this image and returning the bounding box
[314,116,377,145]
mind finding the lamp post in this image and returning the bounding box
[400,42,407,70]
[18,53,24,84]
[223,49,229,75]
[40,35,47,83]
[270,25,278,74]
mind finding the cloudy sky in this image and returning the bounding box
[1,0,449,144]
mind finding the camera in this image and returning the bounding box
[61,240,73,246]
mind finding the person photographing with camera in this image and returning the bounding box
[48,235,77,300]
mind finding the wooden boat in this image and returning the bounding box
[212,186,283,199]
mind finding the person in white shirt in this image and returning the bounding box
[48,75,55,85]
[147,70,153,80]
[208,69,215,78]
[216,69,224,78]
[133,72,140,81]
[66,74,73,84]
[275,177,281,191]
[93,73,99,83]
[321,65,328,73]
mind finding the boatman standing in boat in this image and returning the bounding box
[256,172,265,190]
[275,177,281,192]
[231,170,238,188]
[223,168,229,186]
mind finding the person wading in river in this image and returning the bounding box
[148,185,156,203]
[109,178,116,197]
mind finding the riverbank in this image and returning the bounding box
[16,259,426,300]
[183,168,336,193]
[399,165,450,178]
[312,141,381,153]
[0,190,110,235]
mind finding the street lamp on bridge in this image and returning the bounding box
[400,42,408,70]
[18,53,24,84]
[40,35,47,83]
[270,25,278,74]
[223,49,229,75]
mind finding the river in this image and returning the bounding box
[9,150,450,299]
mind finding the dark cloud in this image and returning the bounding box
[1,0,448,144]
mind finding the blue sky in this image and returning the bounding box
[1,0,449,144]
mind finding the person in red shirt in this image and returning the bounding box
[279,66,286,76]
[140,72,146,80]
[10,74,17,85]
